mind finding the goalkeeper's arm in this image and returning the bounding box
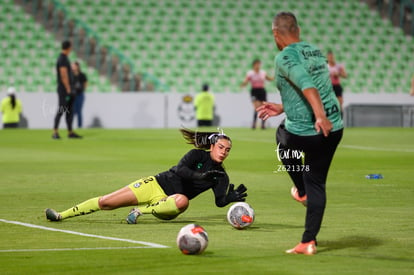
[215,183,248,207]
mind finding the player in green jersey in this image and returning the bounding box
[257,12,343,255]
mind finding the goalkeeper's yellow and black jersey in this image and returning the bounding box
[156,149,230,207]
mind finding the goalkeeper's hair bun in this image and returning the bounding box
[180,128,231,150]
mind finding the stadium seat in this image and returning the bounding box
[0,1,117,93]
[3,0,414,93]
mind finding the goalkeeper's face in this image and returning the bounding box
[210,139,232,163]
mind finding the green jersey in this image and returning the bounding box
[275,41,343,136]
[194,92,214,120]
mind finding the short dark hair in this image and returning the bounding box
[252,59,261,67]
[62,40,71,50]
[202,84,209,91]
[273,12,299,34]
[327,50,333,55]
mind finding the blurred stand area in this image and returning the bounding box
[2,0,412,129]
[14,0,166,92]
[363,0,413,36]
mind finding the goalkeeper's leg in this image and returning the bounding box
[46,186,138,221]
[127,194,188,224]
[140,194,188,220]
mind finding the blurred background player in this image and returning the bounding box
[327,50,347,110]
[258,12,343,255]
[45,129,247,223]
[240,59,274,129]
[52,41,81,139]
[194,84,215,127]
[72,61,88,129]
[1,87,22,128]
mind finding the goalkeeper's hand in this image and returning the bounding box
[225,184,248,203]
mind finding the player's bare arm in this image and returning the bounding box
[59,66,71,94]
[339,66,347,78]
[256,102,284,121]
[240,78,249,88]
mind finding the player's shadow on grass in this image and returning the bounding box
[318,235,383,253]
[158,214,225,225]
[159,215,303,230]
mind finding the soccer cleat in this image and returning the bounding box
[68,132,82,139]
[286,241,317,255]
[52,133,61,140]
[45,208,62,221]
[291,187,307,206]
[126,208,143,224]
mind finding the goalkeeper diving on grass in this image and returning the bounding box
[45,129,247,223]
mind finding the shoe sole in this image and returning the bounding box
[45,208,61,221]
[286,245,316,255]
[126,209,142,224]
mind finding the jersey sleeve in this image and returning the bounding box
[174,149,202,180]
[0,100,5,113]
[212,172,230,207]
[81,73,88,82]
[57,56,67,69]
[17,100,22,113]
[277,48,316,91]
[194,95,200,108]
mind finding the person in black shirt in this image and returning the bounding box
[72,61,88,128]
[52,41,81,139]
[45,128,248,223]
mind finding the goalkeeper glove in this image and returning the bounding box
[225,184,248,203]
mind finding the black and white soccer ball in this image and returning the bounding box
[176,224,208,255]
[227,202,255,229]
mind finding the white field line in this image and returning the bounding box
[0,219,168,249]
[0,247,156,253]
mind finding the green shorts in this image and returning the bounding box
[127,176,167,205]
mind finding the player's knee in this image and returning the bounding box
[98,197,114,210]
[172,194,189,212]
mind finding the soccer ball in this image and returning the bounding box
[227,202,255,229]
[176,224,208,255]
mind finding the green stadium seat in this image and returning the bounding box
[3,0,413,93]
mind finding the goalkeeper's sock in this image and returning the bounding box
[60,197,101,219]
[138,197,181,220]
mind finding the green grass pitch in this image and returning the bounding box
[0,128,413,274]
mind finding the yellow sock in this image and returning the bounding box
[60,197,100,220]
[139,197,181,220]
